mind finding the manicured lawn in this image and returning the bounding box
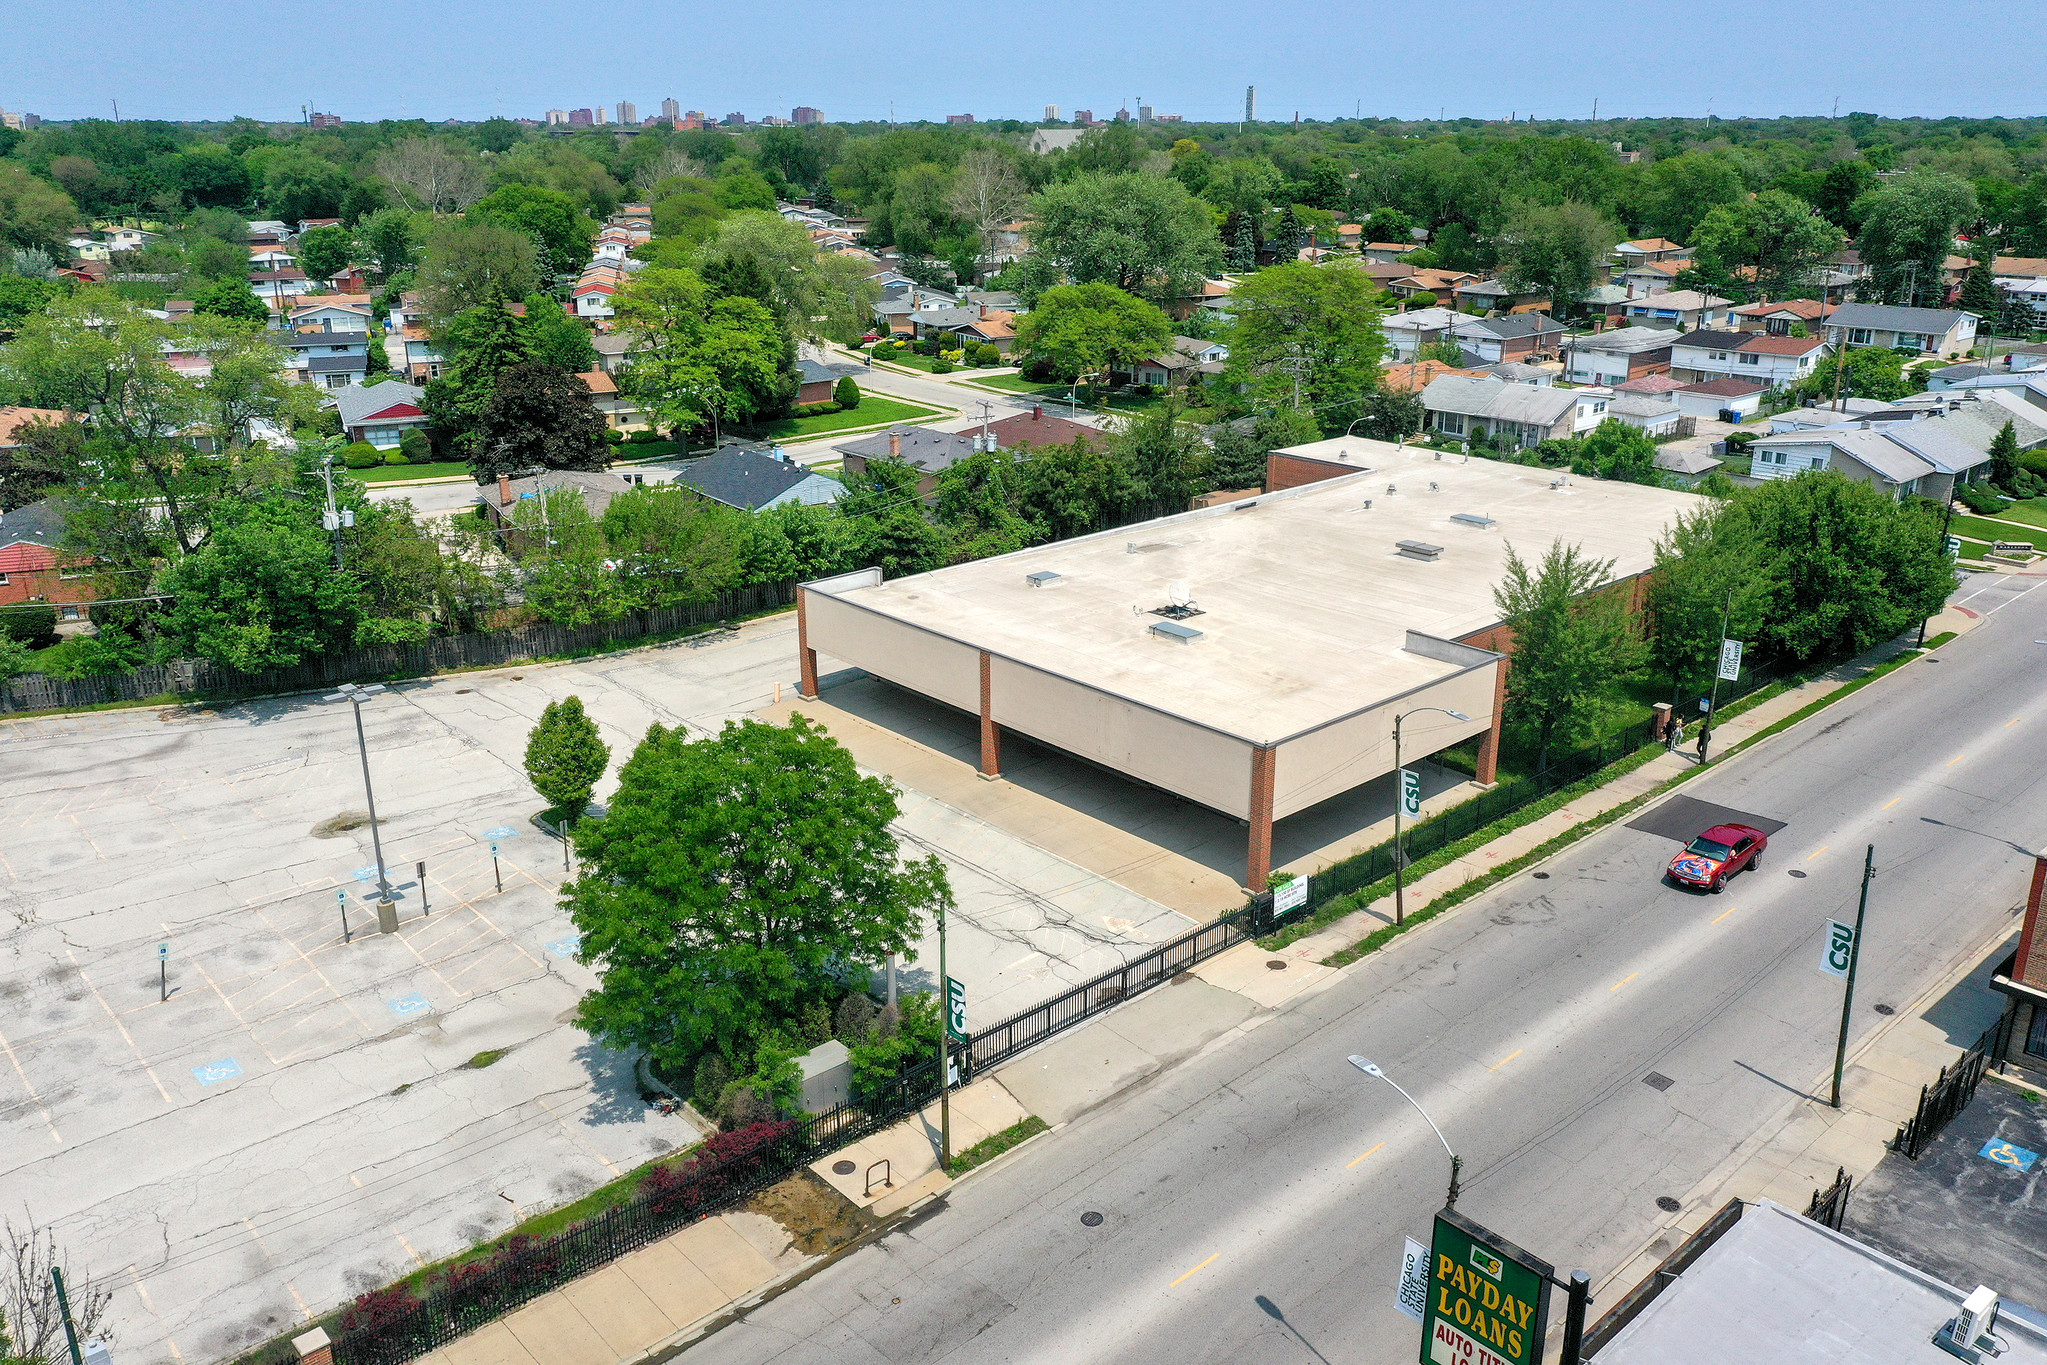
[972,373,1067,395]
[353,460,473,483]
[1989,498,2047,530]
[1953,514,2045,548]
[732,394,940,441]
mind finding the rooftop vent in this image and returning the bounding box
[1150,619,1203,644]
[1450,513,1495,529]
[1397,540,1444,561]
[1429,481,1440,492]
[1387,483,1398,495]
[1025,570,1061,588]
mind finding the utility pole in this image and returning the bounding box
[319,447,351,570]
[1830,845,1875,1109]
[53,1266,85,1365]
[936,901,952,1170]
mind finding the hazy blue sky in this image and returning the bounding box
[7,0,2040,125]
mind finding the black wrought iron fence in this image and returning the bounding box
[1890,1024,1998,1160]
[1259,663,1782,935]
[1805,1167,1852,1230]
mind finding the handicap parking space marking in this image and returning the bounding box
[352,866,380,881]
[482,826,519,840]
[1980,1138,2040,1172]
[546,934,582,959]
[192,1057,244,1086]
[386,992,432,1020]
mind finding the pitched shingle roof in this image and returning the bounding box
[832,425,979,472]
[0,497,69,550]
[667,448,841,511]
[1420,375,1578,425]
[332,381,426,426]
[1680,377,1768,397]
[1826,303,1973,333]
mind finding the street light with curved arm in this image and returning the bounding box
[1391,706,1470,925]
[1349,1054,1460,1207]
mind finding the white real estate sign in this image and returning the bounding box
[1273,876,1309,915]
[1717,638,1744,682]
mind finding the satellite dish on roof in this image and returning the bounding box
[1168,580,1192,607]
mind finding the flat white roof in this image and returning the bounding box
[821,443,1698,742]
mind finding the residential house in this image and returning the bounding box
[1452,278,1549,315]
[400,326,445,383]
[1381,307,1464,361]
[1362,242,1421,265]
[796,358,839,406]
[249,244,298,273]
[1380,358,1488,393]
[480,470,634,543]
[1620,290,1734,332]
[1386,268,1479,303]
[1449,313,1565,364]
[1614,259,1692,296]
[1767,398,1895,433]
[297,217,342,235]
[274,325,373,388]
[907,305,1016,354]
[1612,238,1689,267]
[1604,392,1683,436]
[0,497,95,625]
[575,371,648,431]
[643,446,843,512]
[1126,336,1229,390]
[1333,224,1363,251]
[1027,129,1087,154]
[0,406,69,452]
[1479,361,1554,386]
[1890,387,2047,450]
[1991,256,2047,283]
[1731,299,1834,335]
[249,269,312,310]
[1674,376,1768,421]
[1186,276,1243,324]
[331,381,429,450]
[1668,329,1828,389]
[592,332,649,376]
[984,405,1111,452]
[1652,449,1723,486]
[1571,284,1635,323]
[571,268,622,320]
[1822,304,1978,357]
[874,286,960,333]
[1924,363,1993,391]
[1420,374,1607,449]
[246,220,294,241]
[1999,277,2047,324]
[1747,416,1993,500]
[289,300,372,332]
[1562,325,1675,386]
[104,225,159,252]
[833,427,980,498]
[1613,374,1686,400]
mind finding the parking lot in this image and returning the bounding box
[0,619,1191,1364]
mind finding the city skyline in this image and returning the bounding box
[7,0,2043,124]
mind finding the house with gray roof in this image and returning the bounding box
[1606,391,1683,435]
[638,445,843,512]
[1420,374,1609,449]
[1563,325,1676,386]
[328,381,428,449]
[834,426,981,497]
[795,358,839,405]
[1824,304,1978,357]
[1448,312,1566,364]
[1748,408,1998,500]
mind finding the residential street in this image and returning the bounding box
[683,572,2047,1365]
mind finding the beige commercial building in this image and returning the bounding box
[798,441,1698,890]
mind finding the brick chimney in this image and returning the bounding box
[2017,856,2047,991]
[889,431,901,458]
[498,473,512,507]
[979,302,988,319]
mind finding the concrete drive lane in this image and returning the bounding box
[685,579,2047,1365]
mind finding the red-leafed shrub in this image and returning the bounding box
[339,1284,422,1334]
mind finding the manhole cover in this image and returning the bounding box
[1644,1072,1675,1092]
[1787,869,1808,878]
[1532,871,1550,880]
[1656,1196,1681,1213]
[832,1160,856,1174]
[1873,1004,1895,1015]
[1267,959,1288,971]
[1080,1211,1104,1227]
[455,688,472,694]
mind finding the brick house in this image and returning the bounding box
[0,497,95,625]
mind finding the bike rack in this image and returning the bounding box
[865,1159,893,1197]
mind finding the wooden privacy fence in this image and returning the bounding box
[0,583,795,714]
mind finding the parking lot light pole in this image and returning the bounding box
[1392,708,1470,926]
[1349,1055,1461,1207]
[324,683,393,909]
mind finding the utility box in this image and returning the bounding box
[797,1039,851,1114]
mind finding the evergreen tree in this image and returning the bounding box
[426,300,535,454]
[524,695,610,823]
[1226,212,1257,272]
[1957,255,2004,325]
[1271,206,1306,261]
[834,376,860,409]
[1989,419,2022,490]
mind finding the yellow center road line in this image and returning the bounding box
[1611,973,1639,992]
[1711,904,1740,925]
[1347,1141,1387,1169]
[1806,846,1829,861]
[1947,754,1965,767]
[1881,799,1901,811]
[1170,1253,1220,1288]
[1491,1049,1523,1071]
[2009,718,2022,727]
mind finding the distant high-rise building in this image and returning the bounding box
[308,109,343,129]
[1137,103,1152,124]
[0,109,41,130]
[947,113,975,125]
[661,97,680,121]
[792,106,822,124]
[594,105,611,125]
[1245,86,1256,123]
[1073,109,1094,126]
[722,112,747,126]
[1044,104,1059,122]
[616,101,636,125]
[1158,113,1184,123]
[568,108,593,126]
[546,109,568,126]
[684,110,706,129]
[1114,107,1130,122]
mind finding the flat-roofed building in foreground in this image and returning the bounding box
[798,441,1697,889]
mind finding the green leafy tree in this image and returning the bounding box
[1851,171,1977,308]
[425,300,534,452]
[295,225,358,283]
[1226,262,1386,424]
[520,293,597,373]
[359,208,420,278]
[525,695,610,823]
[600,485,746,608]
[1109,398,1207,514]
[1496,201,1619,314]
[416,218,540,325]
[566,715,953,1070]
[0,163,81,254]
[0,273,61,329]
[512,486,629,624]
[1814,160,1878,233]
[470,183,596,278]
[471,363,610,482]
[1682,190,1843,302]
[612,266,796,438]
[1633,152,1746,243]
[191,277,269,325]
[1013,282,1173,382]
[1492,539,1646,766]
[697,210,880,343]
[1023,172,1223,304]
[1790,347,1915,405]
[1352,388,1427,442]
[1011,435,1135,539]
[1575,418,1661,484]
[159,499,361,671]
[1645,500,1771,700]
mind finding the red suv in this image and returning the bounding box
[1667,823,1768,893]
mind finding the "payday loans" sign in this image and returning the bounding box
[1421,1209,1553,1365]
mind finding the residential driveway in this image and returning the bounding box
[364,478,483,515]
[0,616,1188,1365]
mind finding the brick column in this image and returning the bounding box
[978,650,1000,779]
[1247,745,1277,891]
[292,1328,333,1365]
[796,588,819,699]
[2017,856,2047,990]
[1473,658,1510,787]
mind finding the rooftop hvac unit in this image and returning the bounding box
[1934,1285,2004,1361]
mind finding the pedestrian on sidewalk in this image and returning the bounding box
[1666,716,1685,752]
[1696,723,1713,765]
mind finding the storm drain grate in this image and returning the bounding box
[1873,1004,1896,1015]
[1656,1196,1682,1213]
[1643,1072,1675,1092]
[1080,1211,1104,1227]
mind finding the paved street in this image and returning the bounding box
[680,574,2047,1365]
[0,620,1187,1365]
